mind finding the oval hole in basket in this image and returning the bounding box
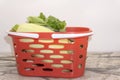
[29,44,44,48]
[15,53,18,57]
[62,69,72,73]
[49,44,64,49]
[43,68,53,71]
[39,39,54,43]
[78,64,82,69]
[40,50,53,54]
[80,44,84,48]
[50,55,63,59]
[31,54,44,58]
[33,64,44,67]
[79,54,83,58]
[23,59,34,63]
[42,59,53,63]
[58,39,69,44]
[51,64,63,68]
[25,68,34,71]
[14,43,17,48]
[58,39,75,44]
[60,50,74,54]
[19,38,34,43]
[21,49,34,53]
[61,60,73,64]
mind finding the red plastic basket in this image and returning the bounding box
[8,27,93,78]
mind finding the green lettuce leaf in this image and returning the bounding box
[27,12,66,32]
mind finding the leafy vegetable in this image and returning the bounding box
[27,16,46,26]
[46,16,66,32]
[27,12,66,32]
[10,12,66,32]
[10,24,19,32]
[38,12,46,21]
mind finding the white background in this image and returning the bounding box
[0,0,120,54]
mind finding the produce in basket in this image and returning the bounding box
[10,12,66,32]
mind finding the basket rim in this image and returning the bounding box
[8,27,93,39]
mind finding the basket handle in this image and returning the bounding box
[52,32,93,38]
[8,32,93,39]
[8,32,39,38]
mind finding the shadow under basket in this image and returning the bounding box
[8,27,93,78]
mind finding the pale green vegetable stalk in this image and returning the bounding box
[14,23,54,32]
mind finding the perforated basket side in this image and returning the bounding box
[9,27,92,78]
